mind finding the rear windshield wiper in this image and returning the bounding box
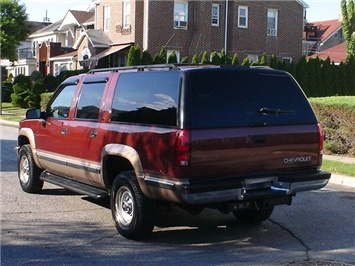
[259,107,294,115]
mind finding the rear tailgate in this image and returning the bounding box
[186,68,322,180]
[189,124,321,179]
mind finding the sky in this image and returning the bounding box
[20,0,342,24]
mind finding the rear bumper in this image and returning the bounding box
[144,170,331,204]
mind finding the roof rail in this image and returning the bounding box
[87,64,180,74]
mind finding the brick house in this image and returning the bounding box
[78,0,308,68]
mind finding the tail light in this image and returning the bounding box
[317,123,324,164]
[175,130,190,166]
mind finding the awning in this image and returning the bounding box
[80,44,131,68]
[91,44,131,60]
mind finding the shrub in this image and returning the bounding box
[40,92,54,110]
[210,51,220,65]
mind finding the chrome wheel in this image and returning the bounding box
[19,156,30,184]
[116,186,134,226]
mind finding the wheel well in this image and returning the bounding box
[18,135,30,147]
[103,155,134,189]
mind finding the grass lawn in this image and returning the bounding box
[1,102,26,122]
[322,159,355,177]
[309,96,355,110]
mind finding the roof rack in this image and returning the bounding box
[87,63,217,74]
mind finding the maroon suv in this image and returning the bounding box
[16,65,331,239]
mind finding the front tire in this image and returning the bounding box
[111,171,155,240]
[18,144,43,193]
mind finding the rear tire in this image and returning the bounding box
[111,171,155,240]
[18,144,43,193]
[233,206,273,224]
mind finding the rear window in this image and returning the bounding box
[188,68,317,128]
[111,71,180,126]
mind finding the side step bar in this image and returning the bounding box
[40,172,109,199]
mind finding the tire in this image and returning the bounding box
[233,206,274,224]
[18,144,44,193]
[111,171,155,240]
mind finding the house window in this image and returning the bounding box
[104,5,110,31]
[267,9,278,36]
[174,0,188,29]
[282,57,292,65]
[123,0,131,28]
[247,54,259,64]
[212,4,219,26]
[238,6,248,28]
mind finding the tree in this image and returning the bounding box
[141,50,153,65]
[220,48,226,64]
[127,45,142,66]
[0,0,33,62]
[191,53,199,64]
[200,51,209,64]
[168,50,178,63]
[241,57,250,66]
[231,53,239,65]
[341,0,355,59]
[260,53,268,66]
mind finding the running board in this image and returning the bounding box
[40,172,109,199]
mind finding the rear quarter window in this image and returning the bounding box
[188,68,317,128]
[111,71,180,126]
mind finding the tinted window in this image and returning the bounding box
[188,68,317,128]
[75,83,106,120]
[48,85,76,119]
[111,72,179,126]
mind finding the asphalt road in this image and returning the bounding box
[1,125,354,266]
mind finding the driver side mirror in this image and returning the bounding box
[25,108,46,120]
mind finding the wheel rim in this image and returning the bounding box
[19,156,30,184]
[115,186,134,226]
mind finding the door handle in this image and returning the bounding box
[61,128,67,135]
[90,131,98,138]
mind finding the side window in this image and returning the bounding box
[75,83,106,120]
[48,85,76,119]
[111,72,179,126]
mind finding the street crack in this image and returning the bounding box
[269,218,311,261]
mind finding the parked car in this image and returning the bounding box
[16,64,331,240]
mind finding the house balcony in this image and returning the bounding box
[18,48,35,59]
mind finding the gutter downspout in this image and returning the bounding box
[143,0,149,51]
[224,0,229,54]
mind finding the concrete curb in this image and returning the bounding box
[328,174,355,188]
[0,119,19,128]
